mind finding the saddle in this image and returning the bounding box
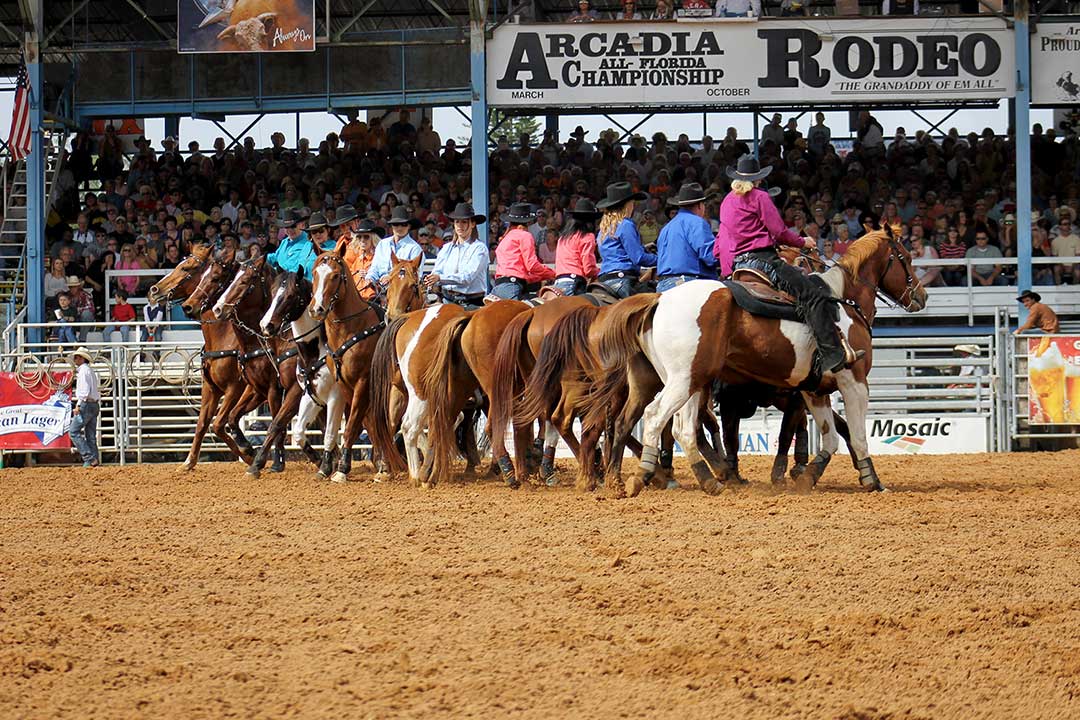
[722,278,799,322]
[582,282,622,307]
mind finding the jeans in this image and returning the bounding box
[57,325,77,345]
[491,281,524,301]
[553,276,585,295]
[69,400,100,464]
[601,277,634,299]
[77,310,95,342]
[103,325,130,343]
[657,275,694,293]
[973,271,1007,287]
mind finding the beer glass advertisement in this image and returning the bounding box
[1028,336,1080,425]
[178,0,315,54]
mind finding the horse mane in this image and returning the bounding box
[837,230,888,276]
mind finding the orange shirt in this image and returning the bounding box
[344,241,377,300]
[1018,302,1060,333]
[495,228,555,283]
[554,231,599,279]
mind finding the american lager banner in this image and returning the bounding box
[0,372,72,450]
[488,18,1014,107]
[1032,23,1080,105]
[1028,336,1080,425]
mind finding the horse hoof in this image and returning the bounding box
[178,462,194,472]
[701,477,725,496]
[269,464,285,474]
[371,473,387,484]
[625,475,646,498]
[793,473,815,494]
[247,468,261,480]
[330,471,348,484]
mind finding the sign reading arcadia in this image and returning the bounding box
[488,18,1014,107]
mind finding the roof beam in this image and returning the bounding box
[43,0,90,47]
[425,0,454,22]
[0,20,20,43]
[333,0,378,41]
[120,0,172,42]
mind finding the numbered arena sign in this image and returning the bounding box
[0,372,73,450]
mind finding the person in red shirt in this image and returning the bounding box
[553,198,601,295]
[493,203,555,300]
[103,288,135,344]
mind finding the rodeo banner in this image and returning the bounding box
[488,18,1014,107]
[1032,23,1080,105]
[178,0,315,54]
[1028,336,1080,425]
[0,372,72,451]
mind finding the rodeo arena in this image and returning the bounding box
[6,0,1080,716]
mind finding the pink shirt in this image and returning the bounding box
[116,259,142,294]
[495,227,556,283]
[554,231,599,279]
[714,187,805,277]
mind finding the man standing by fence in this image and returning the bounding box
[69,347,101,468]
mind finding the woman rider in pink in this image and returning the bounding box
[553,198,601,295]
[714,155,860,373]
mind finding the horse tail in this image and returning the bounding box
[514,305,600,428]
[419,313,472,483]
[488,308,535,461]
[595,293,659,370]
[367,315,409,473]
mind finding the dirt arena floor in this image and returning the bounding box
[3,451,1080,719]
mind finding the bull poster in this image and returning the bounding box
[1027,336,1080,425]
[1032,23,1080,105]
[178,0,315,54]
[0,372,72,451]
[489,17,1014,108]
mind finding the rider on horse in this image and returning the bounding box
[269,209,334,280]
[715,155,861,373]
[366,206,423,287]
[492,202,555,301]
[333,205,378,301]
[655,183,719,293]
[596,182,655,298]
[552,198,601,296]
[426,202,490,310]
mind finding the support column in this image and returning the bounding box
[752,112,760,158]
[469,3,489,247]
[1015,1,1032,323]
[26,27,45,339]
[164,116,180,143]
[545,113,559,142]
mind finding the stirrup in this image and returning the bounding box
[841,338,865,368]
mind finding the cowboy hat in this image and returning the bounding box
[71,347,92,363]
[569,198,602,221]
[275,208,306,228]
[953,344,981,356]
[65,275,84,287]
[596,181,647,211]
[760,182,783,198]
[329,204,358,227]
[1017,289,1042,303]
[726,154,773,182]
[448,202,487,225]
[387,206,421,229]
[354,218,380,235]
[306,211,330,231]
[504,202,536,224]
[667,182,716,207]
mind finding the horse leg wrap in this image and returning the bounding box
[690,460,713,484]
[809,449,832,481]
[270,446,285,473]
[497,454,518,487]
[658,448,673,470]
[639,445,659,476]
[856,456,881,490]
[540,446,557,484]
[794,433,809,466]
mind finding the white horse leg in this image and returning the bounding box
[834,371,883,491]
[634,378,693,498]
[400,392,427,487]
[539,421,560,484]
[672,392,723,495]
[799,391,841,492]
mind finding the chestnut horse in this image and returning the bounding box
[591,230,927,498]
[147,245,261,468]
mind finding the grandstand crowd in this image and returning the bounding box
[39,106,1080,329]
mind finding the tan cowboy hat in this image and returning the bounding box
[65,275,83,287]
[953,344,981,357]
[71,347,92,362]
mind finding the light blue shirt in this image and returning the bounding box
[433,238,490,295]
[366,235,424,283]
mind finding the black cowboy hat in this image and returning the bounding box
[726,154,773,183]
[330,204,358,227]
[761,182,783,198]
[504,202,536,224]
[667,182,716,207]
[448,202,487,225]
[307,211,330,231]
[1017,289,1042,303]
[569,198,602,221]
[596,181,647,211]
[275,208,305,229]
[355,218,380,234]
[387,206,421,229]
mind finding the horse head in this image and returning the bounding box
[385,252,425,321]
[212,255,268,320]
[148,243,214,305]
[309,249,348,322]
[181,249,236,318]
[839,229,928,314]
[262,270,311,335]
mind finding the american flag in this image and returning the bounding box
[6,59,30,162]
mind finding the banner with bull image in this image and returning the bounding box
[1028,336,1080,425]
[179,0,315,54]
[489,17,1014,107]
[0,372,72,451]
[1033,23,1080,105]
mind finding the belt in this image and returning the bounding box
[442,290,485,303]
[658,273,709,282]
[556,273,582,280]
[734,249,778,262]
[598,271,638,282]
[494,276,540,292]
[79,398,100,404]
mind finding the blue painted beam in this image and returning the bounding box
[1015,5,1032,327]
[26,35,44,342]
[469,12,488,249]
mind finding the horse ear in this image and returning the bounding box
[883,223,895,241]
[391,250,400,266]
[218,247,236,264]
[407,254,423,272]
[333,236,349,257]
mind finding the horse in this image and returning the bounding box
[308,241,420,482]
[590,230,927,498]
[146,245,262,469]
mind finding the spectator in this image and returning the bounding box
[104,289,135,344]
[115,243,143,296]
[911,235,942,287]
[807,113,831,159]
[761,114,785,148]
[142,296,168,353]
[966,231,1005,286]
[73,213,95,248]
[45,257,69,306]
[53,292,78,346]
[1014,290,1060,335]
[821,237,841,262]
[780,0,809,15]
[538,228,559,264]
[567,0,597,21]
[1051,214,1080,284]
[612,0,642,19]
[857,111,885,159]
[832,220,852,255]
[883,0,920,14]
[650,0,674,18]
[714,0,761,16]
[1031,219,1055,285]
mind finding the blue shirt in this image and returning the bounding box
[366,235,424,283]
[433,239,489,296]
[656,209,718,279]
[598,218,657,274]
[267,231,334,280]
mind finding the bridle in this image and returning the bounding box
[386,262,425,316]
[218,260,271,331]
[157,252,211,306]
[188,258,234,317]
[313,253,386,323]
[873,236,923,313]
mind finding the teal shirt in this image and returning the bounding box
[267,231,335,280]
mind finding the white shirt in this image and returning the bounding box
[433,239,490,296]
[73,228,95,246]
[75,362,100,402]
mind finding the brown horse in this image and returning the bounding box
[146,245,260,468]
[308,241,420,482]
[590,230,927,498]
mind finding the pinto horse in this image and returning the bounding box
[146,245,262,468]
[592,230,927,498]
